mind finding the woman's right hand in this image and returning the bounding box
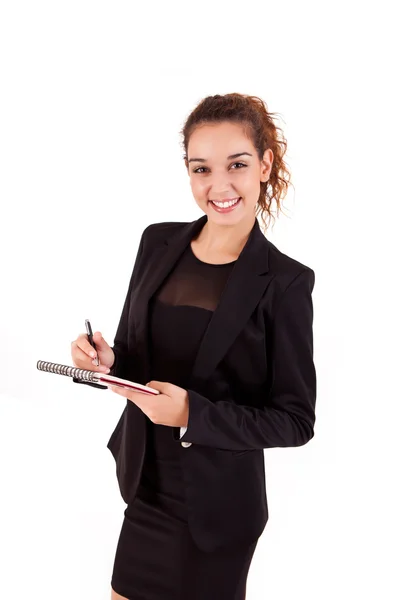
[71,331,115,374]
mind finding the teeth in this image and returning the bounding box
[212,197,240,208]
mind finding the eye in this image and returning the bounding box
[231,162,247,170]
[192,162,247,174]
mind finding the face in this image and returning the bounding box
[186,121,273,226]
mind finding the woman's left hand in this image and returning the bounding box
[108,380,189,428]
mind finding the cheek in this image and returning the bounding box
[240,176,261,201]
[190,178,206,197]
[242,171,258,189]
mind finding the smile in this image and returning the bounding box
[209,197,242,212]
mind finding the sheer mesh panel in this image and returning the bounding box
[155,244,236,311]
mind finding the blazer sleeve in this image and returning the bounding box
[73,226,147,388]
[179,268,317,451]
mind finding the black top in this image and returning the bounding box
[140,243,237,484]
[149,243,237,388]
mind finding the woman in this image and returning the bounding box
[71,93,317,600]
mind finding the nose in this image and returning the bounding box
[209,184,237,200]
[208,171,237,197]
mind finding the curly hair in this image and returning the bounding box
[179,93,292,234]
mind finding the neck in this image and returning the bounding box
[196,215,256,256]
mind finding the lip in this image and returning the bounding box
[209,197,240,203]
[209,197,242,213]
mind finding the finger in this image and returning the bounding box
[71,342,110,372]
[92,331,109,349]
[109,386,147,404]
[74,334,97,359]
[109,385,131,396]
[147,380,166,392]
[71,342,93,362]
[109,385,122,393]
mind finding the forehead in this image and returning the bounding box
[188,121,253,157]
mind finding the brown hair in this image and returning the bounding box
[180,93,292,234]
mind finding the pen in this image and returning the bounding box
[85,319,99,366]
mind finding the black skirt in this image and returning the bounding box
[110,422,258,600]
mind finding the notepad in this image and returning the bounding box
[36,360,160,395]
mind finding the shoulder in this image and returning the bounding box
[265,238,315,295]
[141,220,187,244]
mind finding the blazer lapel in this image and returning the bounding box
[190,217,273,383]
[132,214,273,385]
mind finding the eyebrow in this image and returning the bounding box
[187,152,253,164]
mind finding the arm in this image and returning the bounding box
[180,269,317,451]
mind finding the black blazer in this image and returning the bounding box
[104,213,316,553]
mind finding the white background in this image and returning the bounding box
[0,1,398,598]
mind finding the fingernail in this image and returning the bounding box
[90,351,95,358]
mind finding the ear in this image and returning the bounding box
[260,148,274,182]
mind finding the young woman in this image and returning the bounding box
[71,92,317,600]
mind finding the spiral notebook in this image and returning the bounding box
[36,360,160,395]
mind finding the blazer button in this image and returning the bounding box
[181,441,192,448]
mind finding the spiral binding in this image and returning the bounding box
[37,360,99,383]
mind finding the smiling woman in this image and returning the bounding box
[182,93,292,236]
[103,93,316,600]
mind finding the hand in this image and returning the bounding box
[71,331,114,373]
[108,380,189,428]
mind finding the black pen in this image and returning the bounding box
[85,319,99,366]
